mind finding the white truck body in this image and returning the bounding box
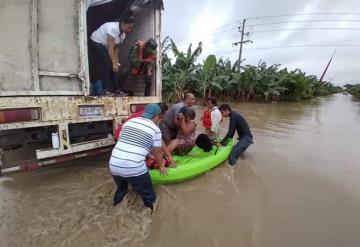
[0,0,163,174]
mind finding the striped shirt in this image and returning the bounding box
[109,117,162,177]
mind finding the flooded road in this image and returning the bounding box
[1,94,360,247]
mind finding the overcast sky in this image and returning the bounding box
[162,0,360,85]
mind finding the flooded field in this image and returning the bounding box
[1,94,360,247]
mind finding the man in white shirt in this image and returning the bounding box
[89,14,134,96]
[109,103,167,211]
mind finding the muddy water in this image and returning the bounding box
[1,94,360,247]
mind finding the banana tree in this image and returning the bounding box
[197,55,217,101]
[162,39,202,101]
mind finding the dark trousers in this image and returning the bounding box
[144,76,152,96]
[112,172,156,209]
[229,135,253,165]
[89,40,119,93]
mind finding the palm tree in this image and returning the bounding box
[162,39,202,101]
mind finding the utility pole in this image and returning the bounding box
[233,19,252,70]
[319,48,336,83]
[238,19,246,70]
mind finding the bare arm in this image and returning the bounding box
[114,46,119,65]
[179,121,196,136]
[107,35,119,71]
[162,140,176,167]
[153,147,167,175]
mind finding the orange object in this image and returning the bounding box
[131,40,156,75]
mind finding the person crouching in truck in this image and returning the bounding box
[128,38,158,96]
[202,96,222,140]
[89,13,134,96]
[109,103,167,213]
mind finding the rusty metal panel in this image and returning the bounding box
[0,96,160,130]
[0,0,33,91]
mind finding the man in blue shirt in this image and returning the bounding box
[219,104,253,165]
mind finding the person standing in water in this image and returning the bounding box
[109,103,167,212]
[219,104,253,165]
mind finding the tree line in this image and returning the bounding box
[344,84,360,98]
[161,38,343,103]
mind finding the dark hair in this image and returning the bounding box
[219,104,231,112]
[157,102,168,114]
[117,11,135,24]
[145,38,158,50]
[182,108,196,121]
[207,96,217,106]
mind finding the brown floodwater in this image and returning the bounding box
[1,94,360,247]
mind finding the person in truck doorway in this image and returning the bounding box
[89,12,134,96]
[127,38,158,96]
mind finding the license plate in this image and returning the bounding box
[79,106,103,117]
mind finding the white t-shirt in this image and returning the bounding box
[109,117,162,177]
[90,22,126,47]
[210,106,222,136]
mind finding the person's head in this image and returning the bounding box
[219,104,232,118]
[181,107,196,122]
[206,96,217,108]
[157,102,168,119]
[118,14,135,34]
[183,92,196,107]
[142,103,163,124]
[144,38,158,56]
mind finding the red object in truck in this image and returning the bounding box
[114,110,144,140]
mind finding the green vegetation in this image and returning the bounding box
[344,84,360,98]
[162,38,343,102]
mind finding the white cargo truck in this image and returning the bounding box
[0,0,163,174]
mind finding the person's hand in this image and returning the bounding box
[112,63,120,73]
[147,70,152,77]
[169,158,176,168]
[215,142,222,148]
[159,166,168,176]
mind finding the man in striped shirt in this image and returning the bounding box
[109,103,167,211]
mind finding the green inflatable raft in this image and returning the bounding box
[149,139,234,184]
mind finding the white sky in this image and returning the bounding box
[162,0,360,85]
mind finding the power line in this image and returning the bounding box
[171,13,360,46]
[215,44,360,57]
[247,19,360,27]
[245,44,360,50]
[176,33,241,47]
[249,27,360,33]
[245,12,360,20]
[175,26,239,46]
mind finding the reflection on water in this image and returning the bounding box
[1,94,360,247]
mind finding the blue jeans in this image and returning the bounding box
[112,172,156,209]
[89,40,119,93]
[229,135,253,165]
